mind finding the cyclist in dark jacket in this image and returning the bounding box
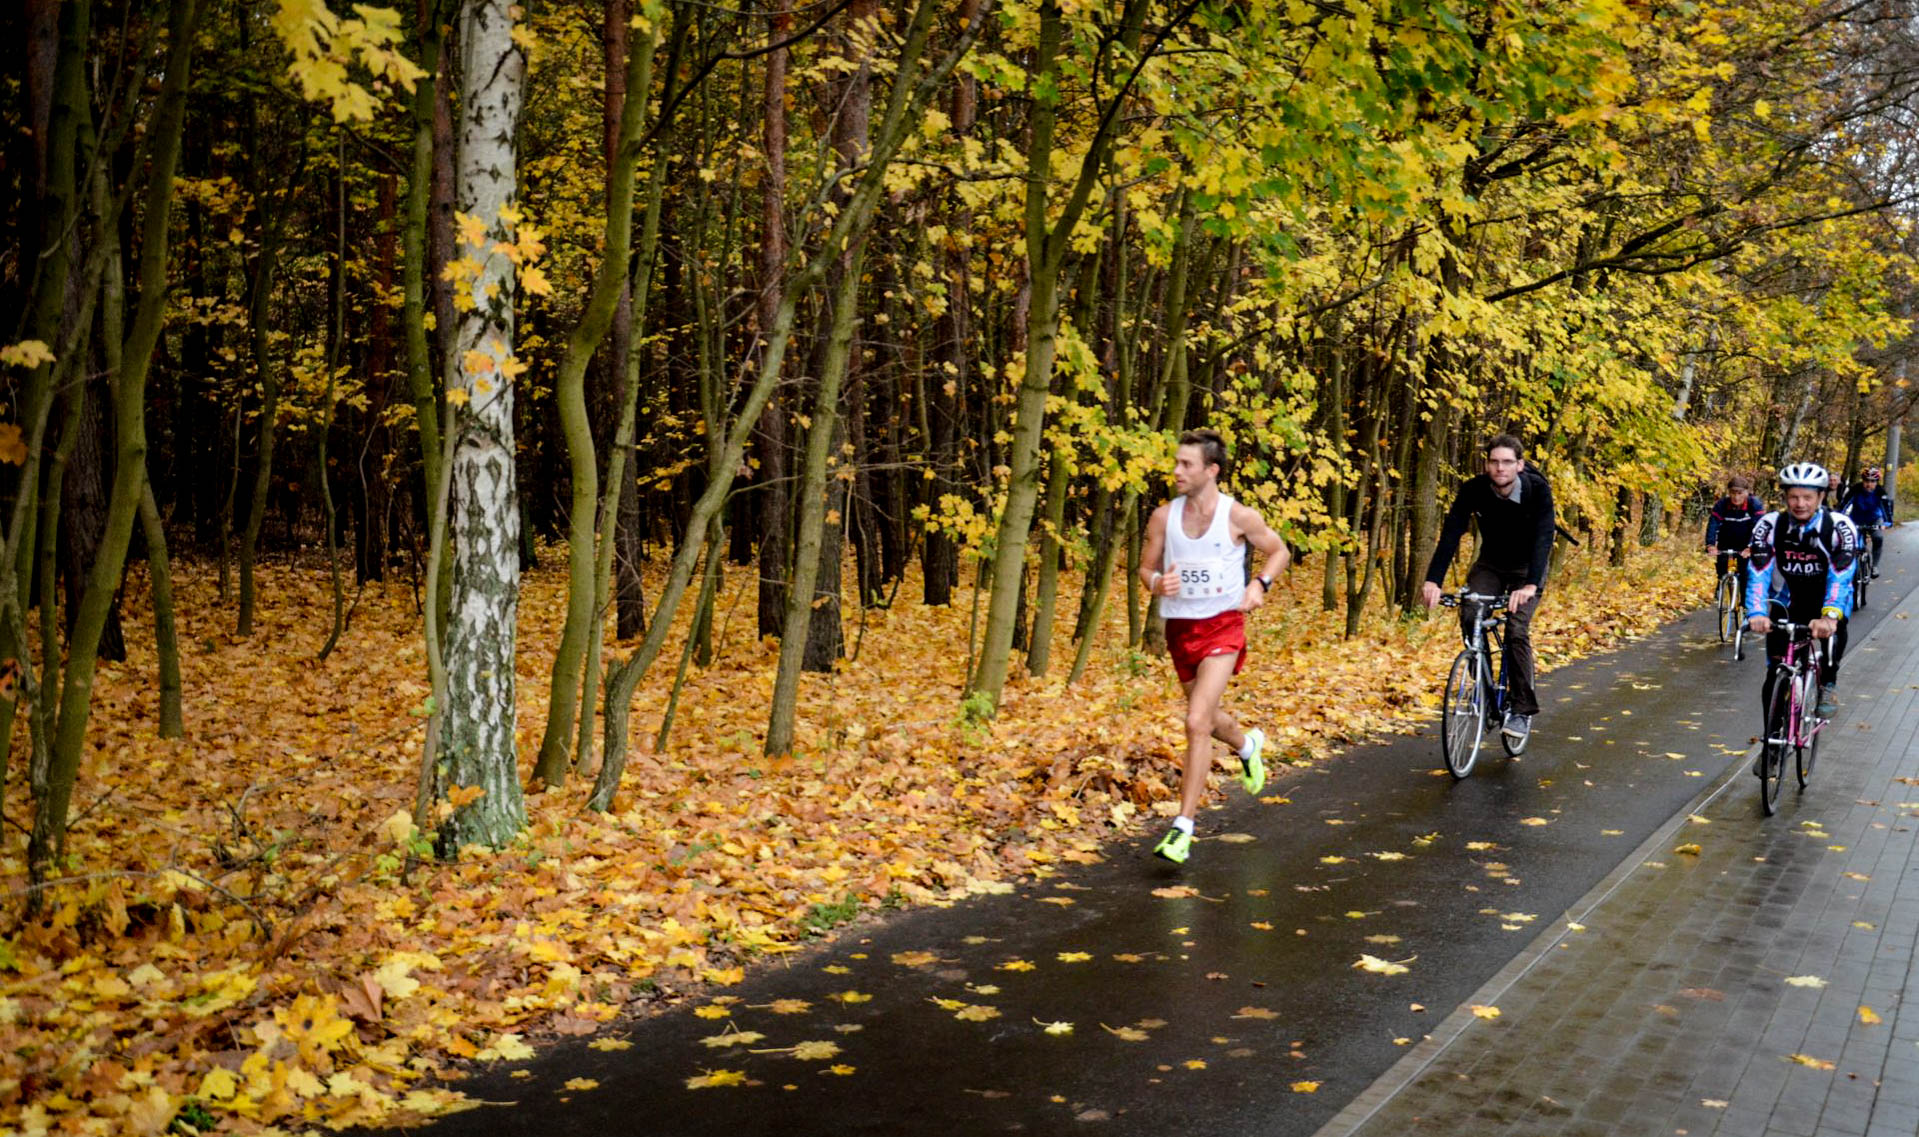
[1705,475,1765,582]
[1838,467,1894,575]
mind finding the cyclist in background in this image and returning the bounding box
[1421,434,1556,745]
[1705,475,1765,594]
[1747,462,1859,720]
[1839,467,1894,576]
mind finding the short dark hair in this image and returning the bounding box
[1179,429,1228,477]
[1728,475,1752,492]
[1485,433,1525,460]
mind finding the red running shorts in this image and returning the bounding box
[1164,609,1246,684]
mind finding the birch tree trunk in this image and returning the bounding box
[439,0,527,848]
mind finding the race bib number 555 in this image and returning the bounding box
[1177,558,1232,600]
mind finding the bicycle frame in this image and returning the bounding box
[1441,591,1506,697]
[1762,597,1829,751]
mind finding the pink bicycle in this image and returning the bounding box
[1757,603,1828,815]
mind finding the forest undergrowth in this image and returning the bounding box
[2,538,1709,1134]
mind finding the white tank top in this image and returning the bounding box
[1161,493,1246,620]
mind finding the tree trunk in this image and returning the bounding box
[437,0,529,849]
[532,12,660,785]
[753,0,793,637]
[972,0,1156,708]
[32,0,200,895]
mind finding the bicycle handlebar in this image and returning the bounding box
[1438,590,1509,612]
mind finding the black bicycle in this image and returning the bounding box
[1854,529,1876,609]
[1714,554,1750,661]
[1437,590,1527,779]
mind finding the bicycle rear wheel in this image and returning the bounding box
[1716,574,1738,642]
[1441,650,1485,779]
[1760,669,1793,816]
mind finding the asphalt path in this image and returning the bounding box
[409,529,1916,1137]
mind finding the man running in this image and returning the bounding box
[1140,429,1289,865]
[1421,434,1556,744]
[1748,462,1858,720]
[1839,466,1894,575]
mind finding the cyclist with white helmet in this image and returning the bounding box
[1746,462,1860,719]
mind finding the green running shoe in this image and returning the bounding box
[1153,826,1193,864]
[1240,728,1267,796]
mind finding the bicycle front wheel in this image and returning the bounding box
[1856,557,1871,609]
[1797,671,1821,788]
[1716,574,1739,642]
[1760,669,1793,816]
[1441,650,1485,779]
[1797,714,1819,789]
[1732,617,1746,662]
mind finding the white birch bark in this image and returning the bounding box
[442,0,526,846]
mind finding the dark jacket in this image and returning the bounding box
[1425,469,1557,588]
[1705,494,1765,549]
[1839,482,1893,529]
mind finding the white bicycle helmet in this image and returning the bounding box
[1777,462,1830,489]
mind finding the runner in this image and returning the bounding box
[1140,429,1289,865]
[1421,434,1557,744]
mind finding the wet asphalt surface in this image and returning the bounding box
[412,535,1916,1137]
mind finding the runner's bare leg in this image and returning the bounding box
[1177,652,1245,821]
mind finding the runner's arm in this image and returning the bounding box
[1139,505,1173,596]
[1233,503,1289,582]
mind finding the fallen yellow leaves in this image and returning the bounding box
[1784,976,1829,988]
[1290,1081,1321,1093]
[1057,951,1093,963]
[1788,1054,1837,1071]
[1,538,1717,1133]
[685,1069,749,1089]
[1353,955,1411,976]
[1859,1006,1883,1025]
[1470,1005,1501,1021]
[562,1077,600,1091]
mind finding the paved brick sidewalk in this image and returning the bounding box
[1317,585,1919,1137]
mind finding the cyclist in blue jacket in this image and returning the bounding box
[1747,462,1859,720]
[1838,467,1894,576]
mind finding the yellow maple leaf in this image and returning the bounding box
[1860,1006,1883,1025]
[1470,1005,1501,1020]
[590,1038,635,1051]
[790,1040,841,1060]
[564,1077,599,1091]
[1057,951,1092,962]
[685,1069,748,1089]
[0,423,27,465]
[1353,955,1409,976]
[1291,1080,1320,1093]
